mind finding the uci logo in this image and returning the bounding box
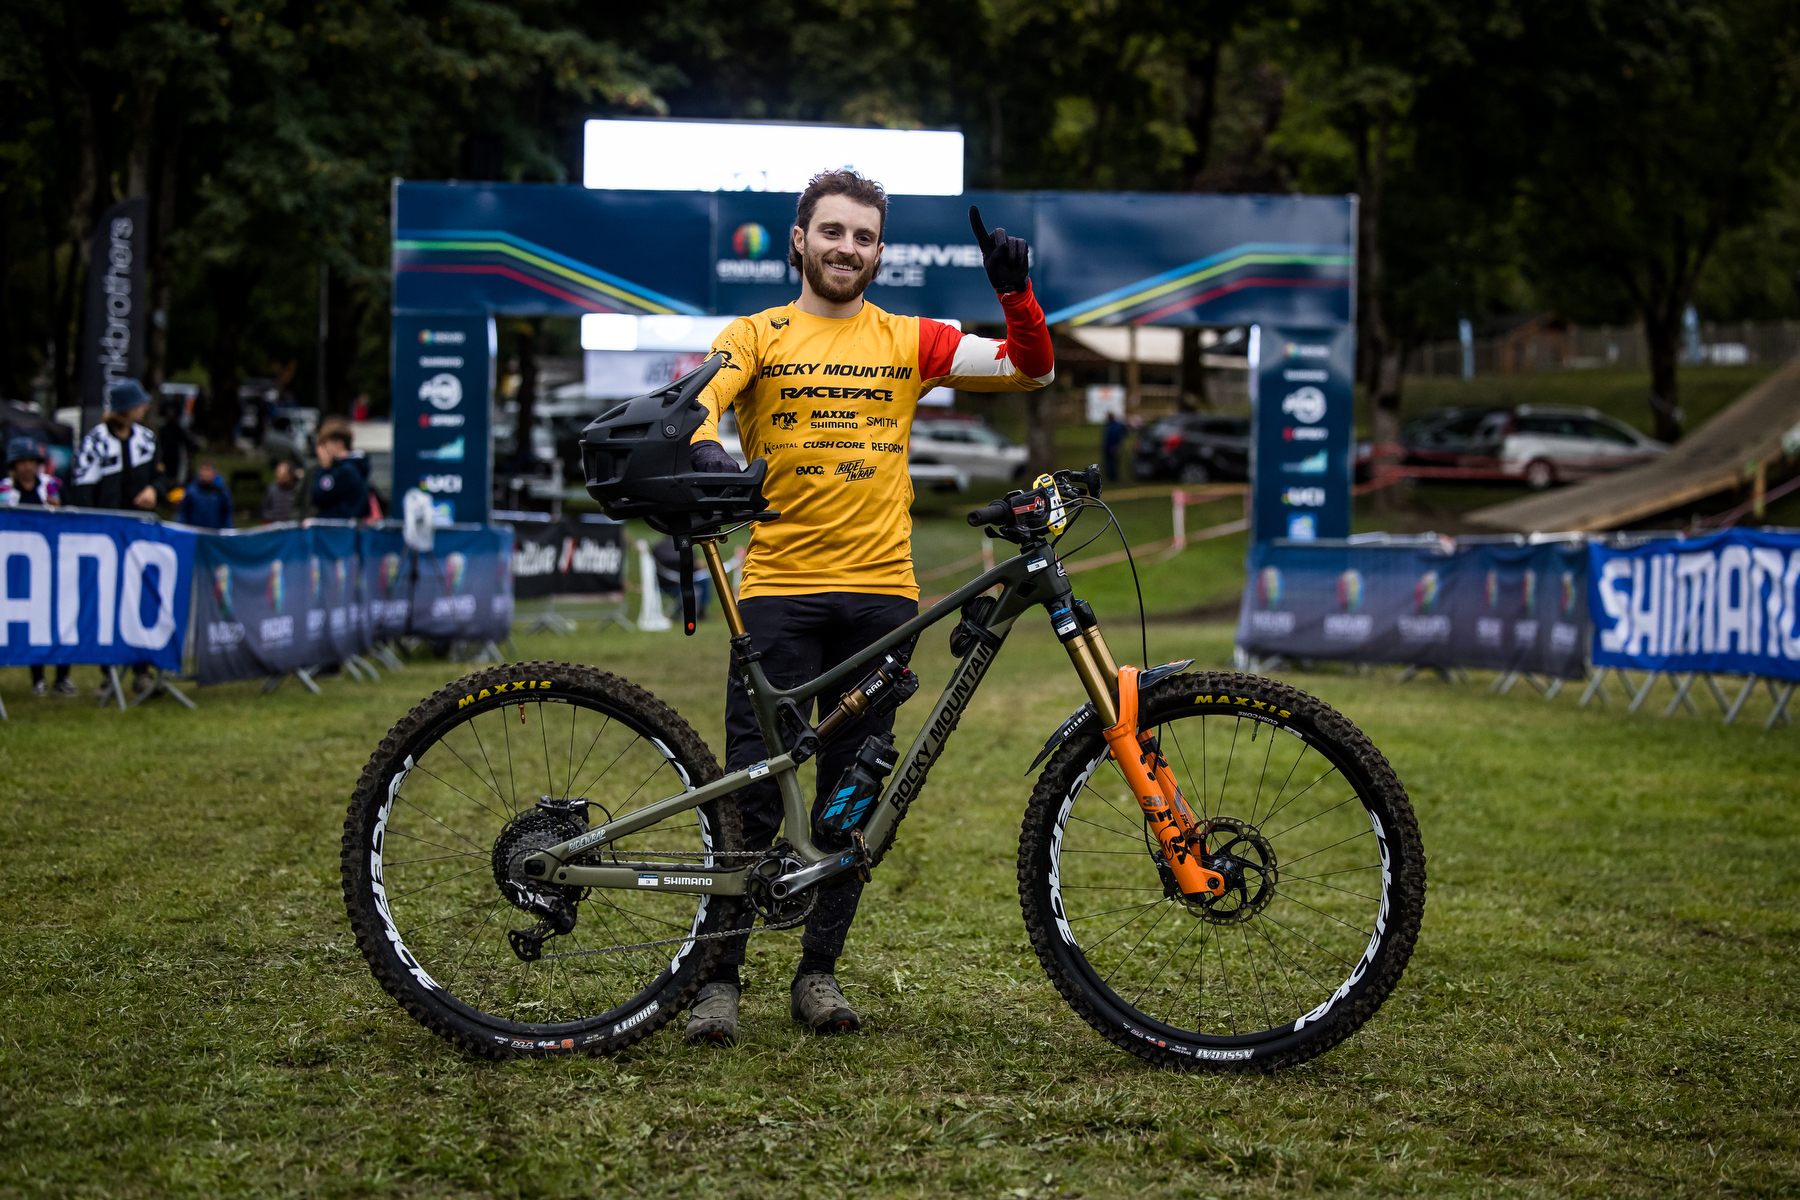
[795,464,824,475]
[771,411,799,431]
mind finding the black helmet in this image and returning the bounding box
[580,354,770,533]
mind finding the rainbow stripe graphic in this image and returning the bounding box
[394,229,704,316]
[1042,243,1352,327]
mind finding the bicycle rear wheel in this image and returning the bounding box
[341,661,742,1058]
[1019,671,1424,1071]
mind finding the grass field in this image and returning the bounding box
[3,614,1796,1198]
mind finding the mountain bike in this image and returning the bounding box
[341,468,1424,1071]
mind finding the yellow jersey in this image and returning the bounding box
[692,286,1055,599]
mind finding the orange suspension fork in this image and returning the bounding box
[1101,666,1224,897]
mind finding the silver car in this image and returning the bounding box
[1499,405,1666,489]
[909,418,1029,483]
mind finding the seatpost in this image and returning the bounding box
[699,539,746,638]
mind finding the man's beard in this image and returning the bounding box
[801,245,878,304]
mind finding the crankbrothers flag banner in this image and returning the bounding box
[1589,528,1800,682]
[0,507,195,672]
[1238,539,1589,678]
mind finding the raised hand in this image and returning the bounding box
[969,205,1031,294]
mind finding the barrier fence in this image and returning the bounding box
[1236,527,1800,729]
[1,507,513,711]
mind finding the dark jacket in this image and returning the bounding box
[68,419,167,511]
[175,476,234,529]
[260,480,300,523]
[312,454,369,520]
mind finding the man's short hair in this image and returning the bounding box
[789,169,888,268]
[318,419,353,449]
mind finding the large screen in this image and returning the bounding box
[583,119,964,195]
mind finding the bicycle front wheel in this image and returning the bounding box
[341,661,742,1059]
[1019,671,1424,1072]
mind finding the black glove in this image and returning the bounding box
[689,439,741,474]
[969,205,1031,294]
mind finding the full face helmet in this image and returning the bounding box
[580,354,770,534]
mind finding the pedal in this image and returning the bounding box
[850,830,873,882]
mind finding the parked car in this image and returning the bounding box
[909,419,1028,483]
[263,406,319,464]
[1402,404,1664,489]
[1133,414,1251,483]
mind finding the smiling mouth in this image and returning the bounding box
[824,258,861,275]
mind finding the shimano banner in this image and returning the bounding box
[391,314,495,525]
[510,518,625,599]
[1237,539,1589,678]
[1589,529,1800,682]
[1250,325,1355,543]
[407,526,513,641]
[0,507,194,672]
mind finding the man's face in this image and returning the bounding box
[794,194,884,304]
[125,402,150,427]
[275,462,294,484]
[12,459,39,488]
[198,464,216,484]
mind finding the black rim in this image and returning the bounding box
[1047,701,1391,1049]
[362,688,714,1035]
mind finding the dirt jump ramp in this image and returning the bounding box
[1467,357,1800,533]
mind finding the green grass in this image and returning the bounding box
[3,618,1796,1197]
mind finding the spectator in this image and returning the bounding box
[1,438,74,697]
[653,536,713,621]
[260,460,302,523]
[1101,412,1128,483]
[69,378,167,697]
[175,461,234,529]
[312,419,369,520]
[352,394,370,421]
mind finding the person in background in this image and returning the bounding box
[352,394,370,421]
[0,435,61,508]
[174,461,234,529]
[260,459,302,523]
[69,378,165,512]
[3,437,76,696]
[311,419,369,519]
[1101,411,1128,483]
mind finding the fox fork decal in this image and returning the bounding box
[1100,666,1224,897]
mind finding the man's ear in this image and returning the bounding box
[791,222,806,258]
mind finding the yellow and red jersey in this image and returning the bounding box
[693,285,1055,599]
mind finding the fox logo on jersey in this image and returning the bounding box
[770,411,799,430]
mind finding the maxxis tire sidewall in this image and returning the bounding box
[340,660,741,1059]
[1018,670,1425,1072]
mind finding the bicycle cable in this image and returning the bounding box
[1090,496,1149,668]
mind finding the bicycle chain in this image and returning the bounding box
[533,848,816,961]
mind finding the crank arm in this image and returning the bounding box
[766,849,863,900]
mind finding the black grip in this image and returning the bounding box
[678,539,698,636]
[967,499,1010,527]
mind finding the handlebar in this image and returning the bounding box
[966,499,1011,528]
[965,464,1105,534]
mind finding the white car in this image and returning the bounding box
[1499,406,1666,489]
[909,419,1029,484]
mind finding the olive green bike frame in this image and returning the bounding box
[521,533,1122,899]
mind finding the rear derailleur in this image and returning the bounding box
[494,797,591,962]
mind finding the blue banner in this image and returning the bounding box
[361,526,413,639]
[391,314,494,525]
[1589,528,1800,682]
[0,507,195,671]
[1250,325,1355,542]
[1238,538,1589,678]
[406,526,513,642]
[195,527,325,681]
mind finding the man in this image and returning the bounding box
[312,419,369,519]
[682,168,1054,1045]
[175,461,234,529]
[69,378,167,696]
[1,437,75,696]
[1102,411,1128,482]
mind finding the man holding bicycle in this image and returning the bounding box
[683,168,1055,1044]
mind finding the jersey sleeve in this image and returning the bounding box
[918,282,1056,393]
[691,317,761,445]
